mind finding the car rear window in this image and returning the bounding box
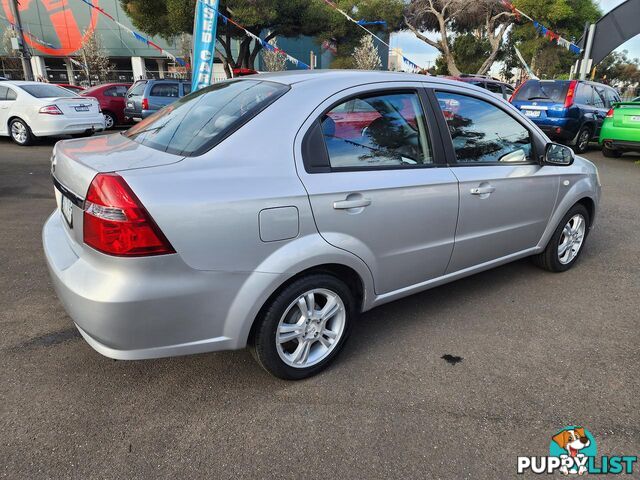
[513,81,569,103]
[20,84,78,98]
[124,79,289,156]
[128,81,147,96]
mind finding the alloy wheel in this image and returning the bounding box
[104,114,115,129]
[11,121,27,144]
[557,214,586,264]
[275,288,346,368]
[578,130,590,151]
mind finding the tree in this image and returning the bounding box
[593,50,640,90]
[318,0,404,68]
[1,27,23,79]
[121,0,331,75]
[404,0,514,76]
[500,0,601,81]
[74,32,112,85]
[261,38,287,72]
[352,35,382,70]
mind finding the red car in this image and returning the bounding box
[55,83,85,94]
[81,83,132,129]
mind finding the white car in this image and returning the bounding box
[0,81,105,146]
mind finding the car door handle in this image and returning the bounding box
[333,198,371,209]
[470,186,495,195]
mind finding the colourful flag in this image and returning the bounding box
[192,0,220,92]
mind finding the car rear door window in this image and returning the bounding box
[150,83,179,98]
[125,79,288,156]
[103,87,117,97]
[435,91,533,164]
[0,86,8,100]
[320,92,433,168]
[593,87,606,108]
[115,86,128,97]
[575,84,594,105]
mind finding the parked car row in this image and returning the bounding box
[0,81,104,145]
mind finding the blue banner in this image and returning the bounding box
[192,0,219,92]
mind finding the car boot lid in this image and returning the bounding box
[52,132,185,199]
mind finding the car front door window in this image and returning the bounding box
[434,92,533,164]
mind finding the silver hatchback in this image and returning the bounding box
[43,71,601,379]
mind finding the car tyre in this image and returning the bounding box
[573,126,592,154]
[9,118,35,146]
[532,203,590,273]
[103,111,117,129]
[251,273,355,380]
[602,146,622,158]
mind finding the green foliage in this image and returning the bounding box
[593,50,640,86]
[314,0,404,63]
[502,0,601,80]
[452,34,491,74]
[120,0,332,70]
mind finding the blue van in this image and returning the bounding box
[510,79,620,153]
[123,79,191,122]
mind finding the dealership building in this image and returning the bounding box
[0,0,388,83]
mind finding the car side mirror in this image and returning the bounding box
[544,143,574,166]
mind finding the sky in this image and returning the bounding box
[391,0,640,72]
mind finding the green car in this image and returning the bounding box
[599,97,640,157]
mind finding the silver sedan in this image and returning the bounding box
[43,71,601,379]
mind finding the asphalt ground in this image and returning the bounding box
[1,132,639,479]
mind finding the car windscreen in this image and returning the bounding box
[124,79,289,156]
[20,84,78,98]
[513,81,569,103]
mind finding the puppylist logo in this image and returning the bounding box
[517,426,637,475]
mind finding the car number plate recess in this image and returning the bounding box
[524,110,541,117]
[61,193,73,228]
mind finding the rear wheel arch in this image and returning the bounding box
[7,115,28,131]
[247,263,365,347]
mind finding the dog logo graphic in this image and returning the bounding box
[550,426,597,475]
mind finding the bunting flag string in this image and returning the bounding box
[501,0,582,55]
[319,0,425,72]
[199,1,310,69]
[76,0,186,66]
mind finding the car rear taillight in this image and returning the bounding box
[39,105,63,115]
[142,98,149,110]
[606,107,614,118]
[564,80,577,108]
[83,173,175,256]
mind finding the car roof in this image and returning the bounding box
[238,69,493,88]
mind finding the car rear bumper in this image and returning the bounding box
[600,139,640,151]
[538,124,577,142]
[42,210,282,359]
[32,115,105,136]
[123,108,153,122]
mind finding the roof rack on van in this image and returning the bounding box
[459,73,502,81]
